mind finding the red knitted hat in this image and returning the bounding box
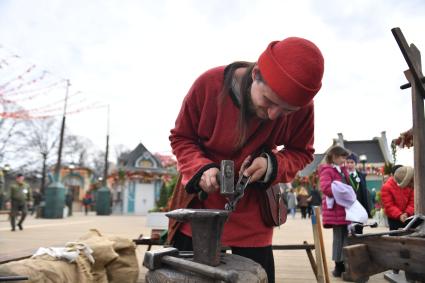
[257,37,324,107]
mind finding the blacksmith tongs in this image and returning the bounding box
[224,157,252,211]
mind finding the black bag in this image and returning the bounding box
[259,184,288,227]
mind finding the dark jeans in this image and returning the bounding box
[84,205,89,215]
[172,230,275,283]
[388,218,406,231]
[300,207,308,218]
[388,218,407,274]
[67,204,73,216]
[10,201,28,230]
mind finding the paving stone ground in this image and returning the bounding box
[0,211,397,282]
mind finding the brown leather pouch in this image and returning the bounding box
[259,184,288,227]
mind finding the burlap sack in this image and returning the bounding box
[105,235,139,283]
[0,229,139,283]
[0,253,93,283]
[78,229,119,283]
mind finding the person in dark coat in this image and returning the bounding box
[6,174,32,231]
[65,191,73,216]
[31,188,42,217]
[308,185,322,216]
[82,192,92,216]
[345,153,371,234]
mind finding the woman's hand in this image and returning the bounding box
[243,156,267,183]
[198,167,220,194]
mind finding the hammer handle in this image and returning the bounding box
[162,255,238,283]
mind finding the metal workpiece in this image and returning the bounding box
[225,174,251,211]
[350,214,425,238]
[166,209,230,266]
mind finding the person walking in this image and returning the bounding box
[82,192,92,216]
[5,174,32,231]
[0,169,4,210]
[308,185,322,217]
[65,191,73,217]
[31,188,42,217]
[287,188,298,219]
[297,186,310,219]
[167,36,324,283]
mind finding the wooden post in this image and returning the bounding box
[405,68,425,214]
[311,206,330,283]
[392,27,425,214]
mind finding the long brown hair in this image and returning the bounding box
[221,61,256,149]
[325,145,349,164]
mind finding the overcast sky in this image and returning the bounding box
[0,0,424,166]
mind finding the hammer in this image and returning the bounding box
[143,247,238,283]
[198,160,235,201]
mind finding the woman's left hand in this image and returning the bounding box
[243,156,267,183]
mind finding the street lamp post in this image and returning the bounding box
[44,79,70,219]
[96,105,111,216]
[359,154,368,173]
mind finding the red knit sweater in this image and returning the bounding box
[169,66,315,247]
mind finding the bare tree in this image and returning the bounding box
[18,117,61,172]
[90,150,106,179]
[63,134,95,167]
[0,98,31,166]
[114,144,131,165]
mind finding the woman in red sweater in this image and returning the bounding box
[168,37,324,283]
[381,166,414,231]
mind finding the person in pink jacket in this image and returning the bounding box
[318,145,350,277]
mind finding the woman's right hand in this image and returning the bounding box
[198,167,220,194]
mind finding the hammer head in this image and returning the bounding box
[219,160,234,197]
[143,247,179,270]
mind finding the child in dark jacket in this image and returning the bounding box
[345,153,371,233]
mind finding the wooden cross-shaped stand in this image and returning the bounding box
[392,27,425,214]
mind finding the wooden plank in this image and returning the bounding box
[271,244,315,250]
[314,207,330,283]
[343,244,386,281]
[303,240,318,280]
[347,236,425,273]
[392,28,425,97]
[311,206,328,283]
